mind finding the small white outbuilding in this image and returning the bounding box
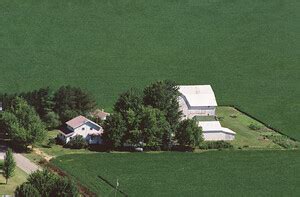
[198,121,236,141]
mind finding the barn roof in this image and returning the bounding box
[178,85,217,107]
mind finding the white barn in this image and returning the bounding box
[178,85,217,119]
[178,85,236,141]
[198,121,235,141]
[58,115,103,144]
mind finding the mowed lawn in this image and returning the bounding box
[0,162,28,195]
[0,0,299,140]
[52,151,300,196]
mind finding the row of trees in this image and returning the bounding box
[102,80,203,150]
[0,86,96,129]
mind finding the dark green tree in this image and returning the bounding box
[175,119,203,148]
[102,113,127,149]
[0,97,46,149]
[15,170,79,197]
[114,88,142,117]
[3,148,16,184]
[20,87,54,121]
[53,86,96,122]
[143,80,182,131]
[43,111,61,129]
[140,107,171,148]
[15,183,41,197]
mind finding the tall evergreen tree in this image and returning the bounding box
[53,86,96,122]
[3,148,16,184]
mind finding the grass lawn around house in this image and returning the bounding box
[52,150,300,197]
[217,107,299,150]
[0,161,28,195]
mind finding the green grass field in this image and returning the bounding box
[52,151,300,196]
[0,0,299,140]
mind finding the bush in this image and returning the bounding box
[15,183,40,197]
[65,135,88,149]
[266,135,298,149]
[15,170,79,197]
[47,138,57,147]
[199,141,233,150]
[248,123,261,131]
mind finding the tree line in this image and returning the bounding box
[102,80,203,150]
[0,86,96,129]
[0,86,96,150]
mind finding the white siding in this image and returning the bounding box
[203,131,235,141]
[179,96,216,118]
[62,122,103,144]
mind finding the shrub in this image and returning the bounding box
[248,123,261,131]
[199,141,233,150]
[15,170,79,197]
[47,138,57,147]
[65,135,88,149]
[229,115,237,118]
[266,135,298,149]
[15,183,41,197]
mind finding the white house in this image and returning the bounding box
[178,85,217,119]
[178,85,236,141]
[198,121,235,141]
[58,115,103,144]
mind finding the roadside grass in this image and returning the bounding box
[52,150,300,197]
[0,161,28,195]
[217,107,299,150]
[0,0,299,141]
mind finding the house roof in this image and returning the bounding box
[66,115,101,129]
[66,115,89,129]
[198,121,236,134]
[178,85,217,107]
[91,109,110,119]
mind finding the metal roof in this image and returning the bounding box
[178,85,217,107]
[198,121,236,135]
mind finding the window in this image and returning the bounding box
[82,128,85,131]
[90,127,93,130]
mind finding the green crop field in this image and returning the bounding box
[52,151,300,196]
[0,0,299,140]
